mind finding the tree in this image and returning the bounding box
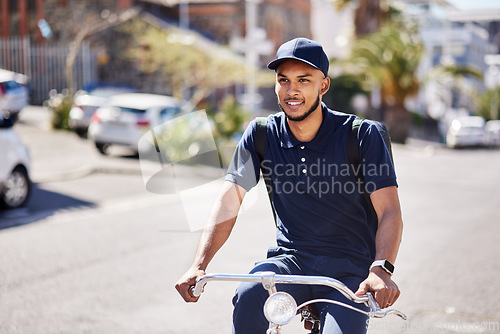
[122,16,273,109]
[349,21,423,143]
[477,87,500,121]
[323,73,368,115]
[65,8,138,94]
[335,0,393,37]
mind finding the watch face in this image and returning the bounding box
[384,260,395,274]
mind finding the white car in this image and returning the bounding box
[0,69,29,118]
[446,116,489,149]
[88,93,189,155]
[486,120,500,147]
[69,86,135,138]
[0,114,31,209]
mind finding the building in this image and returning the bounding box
[0,0,312,107]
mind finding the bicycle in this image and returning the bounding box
[191,271,407,334]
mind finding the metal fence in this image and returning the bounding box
[0,37,97,105]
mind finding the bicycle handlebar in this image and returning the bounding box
[191,272,407,320]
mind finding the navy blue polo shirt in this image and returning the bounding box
[226,104,397,269]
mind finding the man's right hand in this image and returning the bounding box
[175,268,206,302]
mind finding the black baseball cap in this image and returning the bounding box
[267,37,329,77]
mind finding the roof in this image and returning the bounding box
[109,93,181,109]
[449,9,500,22]
[137,0,238,7]
[0,69,29,84]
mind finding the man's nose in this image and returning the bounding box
[287,81,299,95]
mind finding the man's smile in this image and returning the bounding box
[284,100,304,108]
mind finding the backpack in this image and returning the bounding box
[254,116,394,225]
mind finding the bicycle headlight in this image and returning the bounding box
[263,292,297,325]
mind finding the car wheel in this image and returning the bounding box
[95,143,110,155]
[0,166,31,209]
[75,128,88,139]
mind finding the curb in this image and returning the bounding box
[33,165,144,183]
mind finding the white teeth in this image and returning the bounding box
[287,102,302,106]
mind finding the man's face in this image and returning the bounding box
[275,59,329,122]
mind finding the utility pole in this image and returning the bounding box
[245,0,258,115]
[179,0,189,102]
[231,0,273,115]
[179,0,189,31]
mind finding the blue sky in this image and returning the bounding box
[447,0,499,10]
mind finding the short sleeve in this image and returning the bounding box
[357,121,398,193]
[225,119,262,191]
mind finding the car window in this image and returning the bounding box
[160,106,181,119]
[117,106,146,114]
[89,88,135,98]
[0,80,21,92]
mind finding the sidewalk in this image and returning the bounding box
[15,106,226,187]
[15,106,146,184]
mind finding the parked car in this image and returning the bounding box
[0,69,29,119]
[446,116,489,149]
[69,86,135,138]
[486,120,500,147]
[88,93,189,155]
[0,113,31,209]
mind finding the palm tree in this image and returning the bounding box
[335,0,390,37]
[349,21,423,143]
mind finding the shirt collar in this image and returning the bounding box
[279,103,335,152]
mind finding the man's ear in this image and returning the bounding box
[320,77,330,95]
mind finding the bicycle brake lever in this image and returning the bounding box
[371,309,407,320]
[366,292,407,320]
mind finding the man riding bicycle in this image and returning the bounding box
[176,38,403,334]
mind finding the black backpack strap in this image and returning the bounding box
[255,117,267,162]
[347,118,378,221]
[254,117,277,227]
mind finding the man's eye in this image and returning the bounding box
[299,78,309,82]
[278,78,288,83]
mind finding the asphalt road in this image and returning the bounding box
[1,106,499,333]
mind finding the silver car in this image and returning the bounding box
[486,120,500,147]
[88,93,188,155]
[69,86,135,138]
[446,116,489,149]
[0,69,29,118]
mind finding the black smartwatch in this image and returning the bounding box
[369,259,394,275]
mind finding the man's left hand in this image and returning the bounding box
[354,267,400,309]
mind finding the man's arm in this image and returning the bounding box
[175,181,247,302]
[355,186,403,308]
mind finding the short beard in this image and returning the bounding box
[279,95,320,122]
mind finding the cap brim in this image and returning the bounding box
[267,57,322,73]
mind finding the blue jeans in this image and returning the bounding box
[232,247,369,334]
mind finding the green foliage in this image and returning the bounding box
[477,88,500,121]
[44,89,73,130]
[323,74,368,114]
[120,17,273,108]
[146,101,250,169]
[153,111,217,165]
[426,64,483,83]
[211,96,251,141]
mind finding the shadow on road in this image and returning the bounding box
[0,183,95,230]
